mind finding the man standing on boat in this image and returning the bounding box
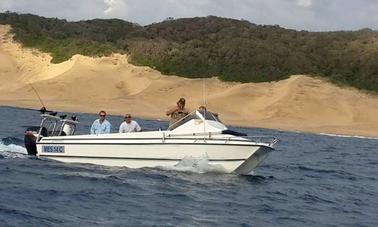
[119,114,142,133]
[166,97,189,126]
[90,110,112,134]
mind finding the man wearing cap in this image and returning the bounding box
[166,97,189,126]
[119,114,142,133]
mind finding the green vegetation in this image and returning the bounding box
[1,12,377,92]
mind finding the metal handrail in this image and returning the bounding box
[237,136,278,145]
[163,131,278,147]
[225,135,278,147]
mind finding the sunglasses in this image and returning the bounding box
[100,115,106,117]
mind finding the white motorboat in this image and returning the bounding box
[24,109,278,174]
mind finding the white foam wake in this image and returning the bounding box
[318,132,378,140]
[0,142,27,159]
[160,156,228,174]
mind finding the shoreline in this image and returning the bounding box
[2,103,378,140]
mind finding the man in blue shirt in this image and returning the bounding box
[90,110,112,134]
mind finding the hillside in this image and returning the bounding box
[0,12,378,92]
[1,24,378,137]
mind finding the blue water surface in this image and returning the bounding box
[0,106,377,226]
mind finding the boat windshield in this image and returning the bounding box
[168,110,222,130]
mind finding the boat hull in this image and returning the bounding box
[37,140,273,174]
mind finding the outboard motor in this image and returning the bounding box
[24,126,47,156]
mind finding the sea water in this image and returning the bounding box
[0,106,377,226]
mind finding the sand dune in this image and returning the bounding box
[1,25,378,137]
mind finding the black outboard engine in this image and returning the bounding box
[24,126,47,156]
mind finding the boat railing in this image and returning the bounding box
[37,114,61,141]
[237,136,278,147]
[36,113,79,140]
[164,132,278,147]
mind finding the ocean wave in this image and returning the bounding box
[0,141,27,159]
[318,132,378,140]
[1,136,24,146]
[159,156,228,174]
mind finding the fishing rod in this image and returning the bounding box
[29,83,45,109]
[28,83,55,114]
[28,83,75,119]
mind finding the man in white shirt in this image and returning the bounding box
[90,110,112,134]
[119,114,142,133]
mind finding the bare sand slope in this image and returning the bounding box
[1,25,378,137]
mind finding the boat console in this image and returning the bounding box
[24,109,79,155]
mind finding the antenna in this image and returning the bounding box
[202,75,207,137]
[29,83,46,108]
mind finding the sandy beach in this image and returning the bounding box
[1,25,378,138]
